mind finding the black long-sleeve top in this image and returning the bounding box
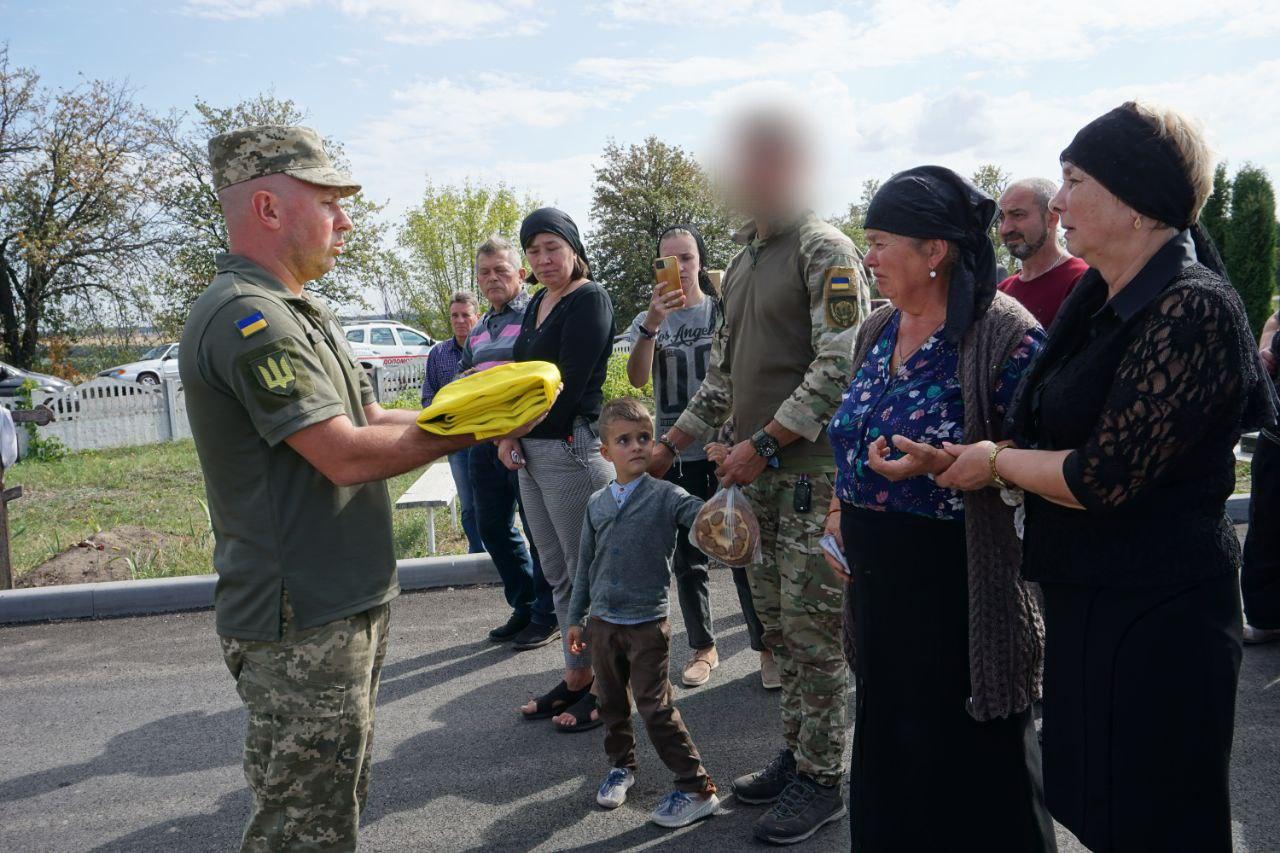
[513,281,615,441]
[1010,230,1259,588]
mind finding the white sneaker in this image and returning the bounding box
[596,767,635,809]
[1244,624,1280,645]
[649,790,720,828]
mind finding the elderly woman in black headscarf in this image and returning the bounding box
[822,165,1055,852]
[940,103,1277,852]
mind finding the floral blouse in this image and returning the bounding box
[829,311,1044,520]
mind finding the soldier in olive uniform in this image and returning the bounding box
[181,126,547,852]
[649,110,870,845]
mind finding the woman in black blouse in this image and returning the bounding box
[940,102,1277,852]
[505,208,616,732]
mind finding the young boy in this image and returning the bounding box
[566,397,720,829]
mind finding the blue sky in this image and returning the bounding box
[9,0,1280,234]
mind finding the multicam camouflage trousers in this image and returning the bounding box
[742,468,849,786]
[220,594,391,853]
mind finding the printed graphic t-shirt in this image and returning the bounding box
[623,297,719,462]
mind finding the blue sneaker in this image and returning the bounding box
[649,789,720,828]
[597,767,635,809]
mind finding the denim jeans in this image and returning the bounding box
[469,442,555,625]
[447,448,484,554]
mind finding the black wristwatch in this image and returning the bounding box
[751,429,780,459]
[637,322,657,340]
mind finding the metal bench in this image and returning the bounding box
[395,462,458,555]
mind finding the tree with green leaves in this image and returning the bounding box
[970,164,1019,275]
[1201,162,1231,256]
[588,136,735,321]
[0,47,171,367]
[1225,164,1277,338]
[150,93,401,337]
[397,179,538,340]
[831,178,881,251]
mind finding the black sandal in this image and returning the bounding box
[554,693,603,733]
[521,680,589,720]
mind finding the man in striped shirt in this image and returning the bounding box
[463,235,559,649]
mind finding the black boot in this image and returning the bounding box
[511,621,560,650]
[731,748,796,804]
[488,612,531,642]
[752,773,846,845]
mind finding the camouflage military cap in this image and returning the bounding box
[207,125,360,196]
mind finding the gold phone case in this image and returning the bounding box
[653,256,682,296]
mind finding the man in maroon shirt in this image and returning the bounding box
[996,177,1088,329]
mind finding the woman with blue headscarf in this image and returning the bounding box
[821,166,1055,851]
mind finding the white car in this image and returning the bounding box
[98,343,181,385]
[342,322,435,369]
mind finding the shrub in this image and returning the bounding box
[602,351,651,403]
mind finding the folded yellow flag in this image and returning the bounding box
[416,360,561,440]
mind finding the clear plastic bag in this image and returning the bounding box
[689,484,762,568]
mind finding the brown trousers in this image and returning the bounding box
[588,617,714,794]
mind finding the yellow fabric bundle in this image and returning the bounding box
[416,360,561,440]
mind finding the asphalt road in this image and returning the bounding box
[1,572,1277,852]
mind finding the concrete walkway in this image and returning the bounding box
[0,574,1277,852]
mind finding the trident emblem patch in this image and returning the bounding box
[252,350,297,395]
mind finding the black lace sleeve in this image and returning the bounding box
[1064,283,1244,511]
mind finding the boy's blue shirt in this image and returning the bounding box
[568,473,704,627]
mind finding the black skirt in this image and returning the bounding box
[841,505,1056,853]
[1039,575,1242,852]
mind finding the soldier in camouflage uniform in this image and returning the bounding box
[649,111,870,845]
[182,126,546,852]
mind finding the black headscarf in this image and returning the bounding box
[864,165,998,344]
[520,207,590,282]
[658,223,716,298]
[1060,102,1226,276]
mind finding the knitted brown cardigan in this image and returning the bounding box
[840,291,1045,721]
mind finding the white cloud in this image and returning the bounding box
[184,0,542,42]
[184,0,312,20]
[575,0,1280,88]
[347,73,623,222]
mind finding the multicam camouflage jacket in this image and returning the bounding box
[673,212,871,453]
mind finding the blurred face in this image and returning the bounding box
[448,300,478,341]
[1052,162,1133,266]
[998,186,1053,261]
[659,232,701,297]
[524,233,576,289]
[862,229,937,310]
[475,251,525,309]
[278,180,353,283]
[600,418,652,481]
[731,134,804,221]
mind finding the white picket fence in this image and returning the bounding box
[3,357,429,457]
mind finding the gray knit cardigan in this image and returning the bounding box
[840,291,1045,721]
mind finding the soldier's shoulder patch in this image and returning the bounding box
[823,267,861,329]
[236,338,314,401]
[250,347,297,396]
[236,310,269,338]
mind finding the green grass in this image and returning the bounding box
[8,439,467,584]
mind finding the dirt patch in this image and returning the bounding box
[16,526,185,588]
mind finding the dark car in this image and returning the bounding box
[0,360,73,405]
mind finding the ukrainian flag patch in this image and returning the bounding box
[237,311,268,338]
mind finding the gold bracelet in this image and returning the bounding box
[988,443,1011,489]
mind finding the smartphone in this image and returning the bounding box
[653,255,683,297]
[819,533,850,572]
